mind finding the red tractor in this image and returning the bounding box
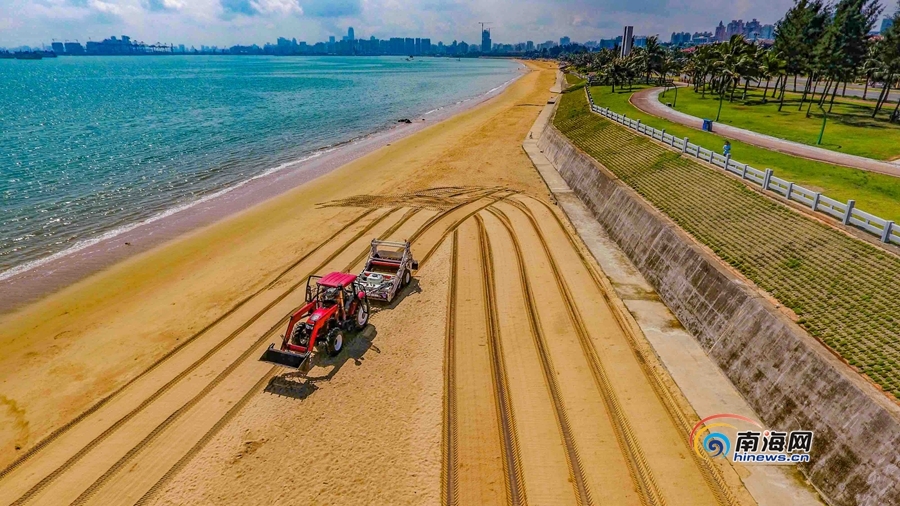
[259,272,370,370]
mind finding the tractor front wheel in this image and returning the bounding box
[354,299,370,331]
[326,328,344,357]
[402,269,411,287]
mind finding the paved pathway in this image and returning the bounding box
[630,86,900,178]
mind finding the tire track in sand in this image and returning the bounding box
[77,190,513,506]
[3,207,400,506]
[479,210,593,506]
[510,197,739,506]
[0,209,378,481]
[0,187,499,488]
[475,216,527,506]
[440,230,460,506]
[489,203,666,506]
[65,208,428,506]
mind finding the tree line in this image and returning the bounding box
[561,0,900,122]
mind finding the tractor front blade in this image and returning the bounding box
[259,344,309,370]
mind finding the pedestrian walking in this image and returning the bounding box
[723,140,732,157]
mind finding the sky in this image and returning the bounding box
[1,0,895,48]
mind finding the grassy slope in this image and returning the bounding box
[565,73,586,88]
[555,85,900,398]
[588,84,900,223]
[668,86,900,160]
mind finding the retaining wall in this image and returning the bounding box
[538,124,900,506]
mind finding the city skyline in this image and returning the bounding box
[12,27,567,55]
[5,0,893,49]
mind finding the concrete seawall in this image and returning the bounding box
[538,124,900,505]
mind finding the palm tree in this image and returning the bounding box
[716,35,754,102]
[603,57,630,93]
[690,44,719,97]
[859,43,881,100]
[760,49,788,102]
[642,36,665,83]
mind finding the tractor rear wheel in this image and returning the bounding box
[326,328,344,357]
[354,299,369,331]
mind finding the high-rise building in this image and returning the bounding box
[415,37,421,55]
[714,21,727,41]
[389,37,404,54]
[560,36,571,46]
[64,41,85,55]
[620,26,634,57]
[348,27,355,41]
[726,19,744,38]
[526,40,534,51]
[670,32,691,45]
[481,29,491,53]
[692,31,714,44]
[745,18,761,39]
[759,24,775,40]
[405,37,415,55]
[882,18,895,34]
[421,38,431,54]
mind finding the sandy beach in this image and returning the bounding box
[0,60,753,506]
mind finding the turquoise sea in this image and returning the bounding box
[0,56,521,278]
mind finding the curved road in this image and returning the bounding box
[630,87,900,178]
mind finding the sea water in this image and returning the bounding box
[0,56,521,278]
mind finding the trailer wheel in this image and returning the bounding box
[354,299,370,331]
[326,329,344,357]
[402,269,411,287]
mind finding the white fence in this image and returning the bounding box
[582,86,900,246]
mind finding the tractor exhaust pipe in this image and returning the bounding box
[259,344,310,370]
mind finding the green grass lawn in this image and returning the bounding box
[664,86,900,161]
[554,85,900,398]
[587,83,900,223]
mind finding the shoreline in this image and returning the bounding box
[0,67,526,314]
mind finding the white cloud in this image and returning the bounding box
[254,0,301,15]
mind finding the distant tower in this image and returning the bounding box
[620,26,634,57]
[348,27,355,41]
[715,21,726,42]
[481,29,491,53]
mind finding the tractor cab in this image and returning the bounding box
[309,272,361,315]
